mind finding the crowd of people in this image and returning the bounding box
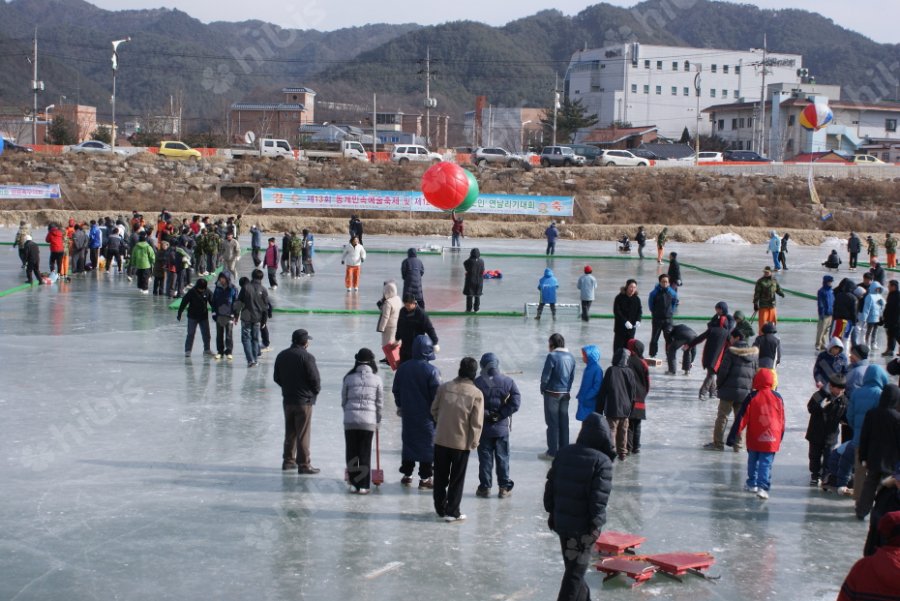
[10,215,900,601]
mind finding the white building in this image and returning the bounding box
[703,82,900,161]
[565,43,802,139]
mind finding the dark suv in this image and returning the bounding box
[723,150,772,162]
[561,144,604,166]
[540,146,586,167]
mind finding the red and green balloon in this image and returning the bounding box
[421,162,479,213]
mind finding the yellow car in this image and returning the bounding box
[852,154,886,165]
[158,140,202,160]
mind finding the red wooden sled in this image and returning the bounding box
[595,556,658,588]
[594,531,647,556]
[646,552,719,582]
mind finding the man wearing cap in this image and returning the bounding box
[817,275,835,351]
[545,222,559,256]
[576,266,597,322]
[274,329,322,474]
[805,374,847,486]
[753,266,785,335]
[22,235,41,284]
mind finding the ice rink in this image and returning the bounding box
[0,231,876,600]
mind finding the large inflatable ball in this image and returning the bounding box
[799,103,833,131]
[421,162,477,212]
[454,169,480,213]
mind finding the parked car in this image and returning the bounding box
[68,140,124,155]
[391,144,442,164]
[723,150,772,162]
[1,139,33,154]
[852,154,886,165]
[600,149,650,167]
[697,151,724,162]
[561,144,604,166]
[539,146,586,167]
[473,147,530,169]
[158,141,202,160]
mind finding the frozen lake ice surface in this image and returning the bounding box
[0,232,873,600]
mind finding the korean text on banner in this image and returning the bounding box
[260,188,574,217]
[0,184,62,200]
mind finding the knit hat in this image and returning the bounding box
[828,374,846,388]
[763,266,772,274]
[354,348,375,363]
[851,344,869,360]
[734,310,745,320]
[584,266,592,274]
[823,275,834,284]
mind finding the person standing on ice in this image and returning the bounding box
[394,293,439,365]
[728,368,786,500]
[576,266,598,323]
[688,302,733,400]
[393,334,441,489]
[431,357,484,522]
[274,329,321,475]
[221,230,241,278]
[545,222,559,255]
[753,266,784,335]
[177,278,214,358]
[767,231,782,272]
[401,248,426,308]
[612,279,641,350]
[474,353,521,499]
[535,268,559,320]
[655,227,668,263]
[463,248,485,313]
[450,213,464,248]
[634,226,647,259]
[341,237,366,292]
[648,274,678,358]
[543,413,615,601]
[848,231,862,271]
[341,348,383,495]
[539,333,576,460]
[349,215,364,246]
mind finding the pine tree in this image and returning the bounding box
[540,98,599,145]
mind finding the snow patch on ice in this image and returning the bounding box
[821,237,845,247]
[705,233,751,245]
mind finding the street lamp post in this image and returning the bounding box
[693,64,703,162]
[111,37,130,152]
[520,120,533,153]
[42,104,54,144]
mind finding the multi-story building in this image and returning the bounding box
[229,87,316,144]
[704,83,900,161]
[565,43,802,139]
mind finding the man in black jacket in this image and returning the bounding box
[395,294,439,364]
[401,248,426,308]
[22,235,41,284]
[349,215,363,245]
[666,324,698,375]
[848,231,862,270]
[832,278,859,342]
[177,278,214,357]
[274,329,322,474]
[883,280,900,357]
[544,413,615,601]
[704,331,759,451]
[597,348,636,461]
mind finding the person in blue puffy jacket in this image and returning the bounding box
[535,268,559,320]
[575,345,603,421]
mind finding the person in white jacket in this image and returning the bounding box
[377,281,403,349]
[859,281,886,349]
[341,237,367,291]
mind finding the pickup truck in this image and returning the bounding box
[228,138,295,160]
[301,140,369,163]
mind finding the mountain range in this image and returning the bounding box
[0,0,897,139]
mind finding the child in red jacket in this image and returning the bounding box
[727,368,785,500]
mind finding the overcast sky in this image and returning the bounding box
[87,0,897,44]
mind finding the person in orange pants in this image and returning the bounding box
[885,233,897,268]
[656,227,668,264]
[341,237,366,292]
[753,266,785,335]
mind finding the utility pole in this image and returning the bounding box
[552,73,560,146]
[758,34,769,157]
[694,64,703,161]
[372,93,377,156]
[418,47,437,149]
[31,28,42,145]
[111,37,130,152]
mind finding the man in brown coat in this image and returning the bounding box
[431,357,484,522]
